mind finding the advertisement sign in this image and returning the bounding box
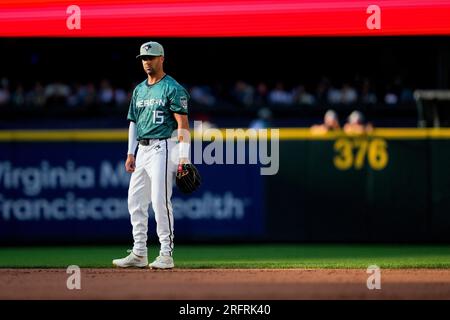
[0,142,264,243]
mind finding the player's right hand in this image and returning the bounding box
[125,155,136,173]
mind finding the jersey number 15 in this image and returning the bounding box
[152,110,164,124]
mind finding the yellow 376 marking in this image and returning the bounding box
[333,138,389,171]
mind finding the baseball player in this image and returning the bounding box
[113,41,190,269]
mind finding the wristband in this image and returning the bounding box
[179,142,190,159]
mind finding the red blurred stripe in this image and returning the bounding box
[0,0,449,36]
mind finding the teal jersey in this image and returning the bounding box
[127,75,189,139]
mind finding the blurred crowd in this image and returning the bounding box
[245,106,374,133]
[310,109,374,134]
[213,76,415,108]
[0,78,130,109]
[0,76,416,110]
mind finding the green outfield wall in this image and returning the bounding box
[266,129,450,242]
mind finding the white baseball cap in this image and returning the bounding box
[324,109,338,121]
[136,41,164,59]
[348,110,365,124]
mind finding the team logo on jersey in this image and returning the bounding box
[180,96,188,109]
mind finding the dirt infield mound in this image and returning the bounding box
[1,268,450,300]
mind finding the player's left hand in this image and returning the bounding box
[176,162,202,194]
[179,157,189,165]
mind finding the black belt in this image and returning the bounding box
[139,138,166,146]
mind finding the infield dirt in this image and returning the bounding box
[1,268,449,300]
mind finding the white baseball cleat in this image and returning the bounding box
[112,250,148,268]
[149,255,174,269]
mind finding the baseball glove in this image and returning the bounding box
[176,163,201,194]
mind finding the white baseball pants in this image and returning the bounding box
[128,139,177,257]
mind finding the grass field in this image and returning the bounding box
[1,244,450,269]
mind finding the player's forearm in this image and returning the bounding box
[173,113,190,142]
[128,121,138,156]
[174,114,190,161]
